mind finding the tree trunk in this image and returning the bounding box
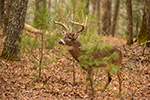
[0,0,4,27]
[3,0,12,34]
[111,0,120,37]
[101,0,107,35]
[48,0,51,11]
[0,0,29,61]
[107,0,112,34]
[34,0,39,27]
[137,0,150,47]
[91,0,97,15]
[137,2,147,44]
[86,0,90,15]
[136,16,139,37]
[97,0,101,34]
[146,0,150,47]
[101,0,111,35]
[126,0,133,45]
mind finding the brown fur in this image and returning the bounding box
[67,39,122,68]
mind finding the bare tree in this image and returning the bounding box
[137,1,147,44]
[86,0,90,15]
[97,0,100,34]
[126,0,133,45]
[146,0,150,47]
[0,0,29,60]
[107,0,112,34]
[0,0,4,27]
[101,0,112,35]
[111,0,120,36]
[48,0,51,10]
[91,0,97,15]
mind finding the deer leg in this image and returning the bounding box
[85,81,88,94]
[86,68,94,99]
[85,72,89,94]
[117,71,121,95]
[101,71,112,92]
[89,73,94,98]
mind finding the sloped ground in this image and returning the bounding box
[0,31,150,100]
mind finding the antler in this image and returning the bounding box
[53,17,70,32]
[69,12,88,33]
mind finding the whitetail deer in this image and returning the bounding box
[53,14,122,98]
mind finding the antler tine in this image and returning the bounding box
[69,14,88,33]
[78,15,88,33]
[82,11,84,24]
[53,17,69,32]
[65,12,71,24]
[84,15,88,26]
[76,15,80,22]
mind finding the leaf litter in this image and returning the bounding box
[0,33,150,100]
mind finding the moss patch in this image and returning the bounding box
[0,49,20,61]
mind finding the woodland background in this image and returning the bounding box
[0,0,150,99]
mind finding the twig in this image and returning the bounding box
[39,33,44,78]
[73,59,76,86]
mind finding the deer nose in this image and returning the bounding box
[59,41,63,44]
[59,39,65,45]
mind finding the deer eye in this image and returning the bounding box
[68,37,72,39]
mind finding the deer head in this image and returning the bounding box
[53,14,87,46]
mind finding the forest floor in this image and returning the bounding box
[0,29,150,100]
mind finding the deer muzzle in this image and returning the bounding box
[59,39,65,45]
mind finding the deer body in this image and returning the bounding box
[54,15,122,98]
[65,38,122,68]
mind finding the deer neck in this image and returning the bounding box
[68,39,83,62]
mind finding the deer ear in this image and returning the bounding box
[61,30,66,35]
[73,32,79,39]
